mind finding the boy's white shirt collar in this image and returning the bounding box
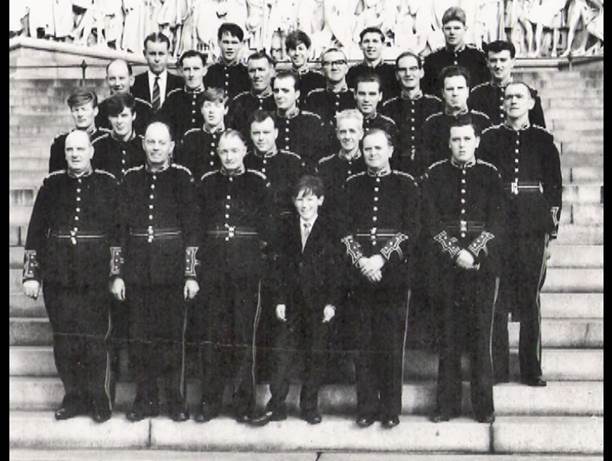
[300,214,318,228]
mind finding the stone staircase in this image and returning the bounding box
[9,55,603,459]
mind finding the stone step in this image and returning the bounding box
[538,80,603,92]
[561,141,603,156]
[560,154,603,167]
[540,88,603,100]
[9,78,106,89]
[9,225,25,246]
[10,157,49,172]
[541,268,603,293]
[9,189,37,207]
[562,166,603,183]
[546,108,603,121]
[10,124,73,138]
[545,97,602,109]
[492,416,603,454]
[10,114,74,127]
[554,120,603,132]
[570,203,603,226]
[9,145,50,160]
[562,185,602,203]
[8,451,604,461]
[10,172,48,190]
[553,225,604,244]
[9,104,72,114]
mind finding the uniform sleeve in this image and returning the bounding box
[474,52,491,87]
[48,138,66,173]
[23,180,51,282]
[102,177,123,279]
[529,95,547,128]
[179,171,200,278]
[421,55,436,96]
[338,182,365,266]
[256,179,275,256]
[110,177,130,278]
[542,138,562,239]
[417,120,436,177]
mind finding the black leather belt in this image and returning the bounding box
[206,226,258,240]
[443,220,485,233]
[49,231,106,245]
[355,228,399,239]
[129,227,182,242]
[504,181,543,195]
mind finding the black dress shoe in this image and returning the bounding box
[430,412,451,423]
[522,376,547,387]
[126,402,159,422]
[92,407,112,423]
[54,406,81,420]
[235,412,252,424]
[476,413,495,423]
[170,409,189,422]
[301,411,322,425]
[249,409,287,426]
[194,403,219,423]
[356,415,376,428]
[381,415,400,428]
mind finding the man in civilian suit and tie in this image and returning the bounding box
[131,33,183,113]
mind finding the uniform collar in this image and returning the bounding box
[254,147,278,158]
[363,111,378,121]
[401,88,423,100]
[503,119,531,131]
[338,148,362,161]
[82,125,97,137]
[366,166,391,177]
[363,58,383,68]
[450,157,476,169]
[220,165,245,177]
[219,57,240,67]
[491,76,513,88]
[277,106,300,119]
[326,81,349,93]
[446,43,466,54]
[444,106,469,117]
[67,165,93,178]
[111,129,136,143]
[184,85,205,94]
[251,87,273,99]
[145,161,171,173]
[203,124,225,134]
[293,65,310,76]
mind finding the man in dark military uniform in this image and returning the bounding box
[194,129,272,423]
[419,66,491,176]
[469,40,546,127]
[422,6,490,96]
[479,82,562,387]
[422,115,504,423]
[303,48,356,133]
[244,110,305,215]
[354,72,398,147]
[175,87,228,179]
[111,121,200,422]
[340,128,420,429]
[49,89,108,172]
[23,130,119,423]
[203,23,251,100]
[131,33,183,112]
[272,69,329,168]
[159,50,207,141]
[227,51,277,135]
[91,92,146,179]
[381,51,442,175]
[95,59,153,136]
[284,30,326,108]
[346,27,400,101]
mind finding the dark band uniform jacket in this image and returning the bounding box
[303,87,357,130]
[317,150,366,211]
[174,127,224,179]
[91,131,146,179]
[48,128,108,173]
[95,96,153,136]
[204,61,251,100]
[131,70,183,108]
[469,82,546,127]
[227,90,276,136]
[346,62,401,101]
[275,109,330,167]
[159,87,206,141]
[422,44,490,96]
[294,68,326,108]
[381,92,442,175]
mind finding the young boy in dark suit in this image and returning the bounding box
[250,175,342,425]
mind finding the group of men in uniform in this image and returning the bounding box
[23,6,562,429]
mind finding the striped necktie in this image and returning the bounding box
[152,76,160,111]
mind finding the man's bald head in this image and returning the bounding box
[65,130,94,174]
[106,59,135,94]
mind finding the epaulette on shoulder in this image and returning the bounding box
[92,132,110,144]
[280,149,302,160]
[476,159,498,171]
[471,82,489,92]
[136,134,144,140]
[346,171,365,182]
[392,170,416,181]
[124,165,144,175]
[382,96,399,107]
[167,87,181,98]
[183,127,200,137]
[45,169,66,179]
[171,163,193,176]
[247,169,268,181]
[94,169,117,180]
[318,153,336,164]
[306,88,324,98]
[481,123,503,136]
[94,128,111,136]
[532,124,553,137]
[379,114,396,125]
[53,131,69,142]
[424,93,442,102]
[471,109,491,121]
[231,91,249,103]
[424,111,443,123]
[135,97,152,108]
[427,159,448,171]
[200,170,218,181]
[301,110,321,120]
[466,43,482,51]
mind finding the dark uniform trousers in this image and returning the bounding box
[23,169,120,412]
[340,170,421,419]
[479,123,562,382]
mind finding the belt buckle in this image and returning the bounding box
[538,182,543,193]
[227,226,235,239]
[69,230,77,246]
[511,180,519,195]
[147,226,154,243]
[370,227,377,245]
[459,220,467,233]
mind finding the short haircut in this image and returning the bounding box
[272,69,300,92]
[395,50,422,69]
[178,49,206,67]
[105,92,136,117]
[359,27,385,43]
[218,22,244,42]
[485,40,517,59]
[363,127,393,146]
[285,30,311,50]
[355,71,382,91]
[449,114,481,137]
[505,81,536,99]
[67,88,98,108]
[145,118,174,140]
[249,109,276,128]
[292,174,324,199]
[219,128,247,147]
[143,32,170,51]
[335,109,364,126]
[247,50,275,67]
[439,65,471,89]
[202,87,228,104]
[106,58,133,76]
[442,6,467,26]
[320,47,347,63]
